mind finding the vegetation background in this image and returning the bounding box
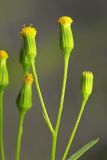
[0,0,107,159]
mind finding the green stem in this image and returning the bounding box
[15,112,25,160]
[62,97,88,160]
[51,56,69,160]
[0,90,5,160]
[31,62,54,135]
[51,133,57,160]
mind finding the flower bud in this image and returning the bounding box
[20,26,37,65]
[0,50,9,90]
[81,71,93,99]
[16,73,34,113]
[57,16,74,58]
[20,45,31,73]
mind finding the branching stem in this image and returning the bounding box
[62,97,88,160]
[51,56,69,160]
[31,62,54,135]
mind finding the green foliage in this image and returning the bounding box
[68,138,99,160]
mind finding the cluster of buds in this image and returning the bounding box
[16,25,37,113]
[57,16,94,98]
[0,16,95,160]
[18,17,94,111]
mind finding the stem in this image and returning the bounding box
[31,62,54,135]
[51,56,69,160]
[51,133,57,160]
[15,112,25,160]
[0,90,5,160]
[62,97,88,160]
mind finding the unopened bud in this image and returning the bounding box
[0,50,9,90]
[20,45,31,73]
[16,73,34,113]
[20,26,37,65]
[57,16,74,58]
[81,71,93,99]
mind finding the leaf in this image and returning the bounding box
[68,138,99,160]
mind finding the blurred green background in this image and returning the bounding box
[0,0,107,159]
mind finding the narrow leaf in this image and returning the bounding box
[68,138,99,160]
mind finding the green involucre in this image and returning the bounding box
[16,82,33,113]
[20,45,31,73]
[59,24,74,57]
[0,59,9,90]
[23,35,37,63]
[81,71,93,99]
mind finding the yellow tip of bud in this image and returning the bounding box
[81,71,93,99]
[57,16,73,25]
[82,71,93,78]
[20,26,37,37]
[0,50,8,59]
[24,73,34,84]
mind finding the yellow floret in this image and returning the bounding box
[24,73,34,84]
[20,26,37,37]
[0,50,8,59]
[57,16,73,25]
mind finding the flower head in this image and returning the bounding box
[20,25,37,65]
[0,50,8,59]
[81,71,93,99]
[57,16,73,25]
[57,16,74,59]
[20,26,37,37]
[16,73,34,113]
[0,50,9,90]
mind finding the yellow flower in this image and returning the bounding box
[20,26,37,37]
[57,16,73,25]
[0,50,8,59]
